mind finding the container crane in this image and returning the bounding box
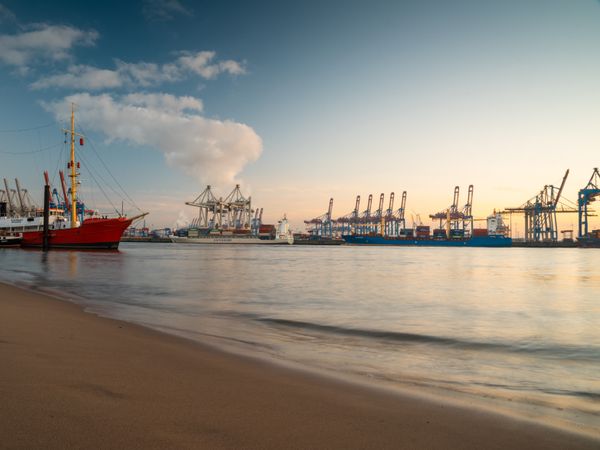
[577,167,600,245]
[461,185,474,237]
[429,186,464,238]
[304,198,335,237]
[360,194,374,235]
[384,192,395,236]
[60,170,70,211]
[504,170,576,242]
[396,191,407,235]
[336,195,361,236]
[371,193,385,235]
[14,178,25,215]
[223,184,252,229]
[3,179,15,217]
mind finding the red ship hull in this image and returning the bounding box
[21,217,134,249]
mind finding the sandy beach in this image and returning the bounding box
[0,281,597,449]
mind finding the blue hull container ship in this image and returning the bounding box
[339,186,513,248]
[343,210,512,247]
[308,186,512,248]
[343,234,512,247]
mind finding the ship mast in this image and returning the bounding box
[64,103,83,227]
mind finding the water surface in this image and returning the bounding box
[1,244,598,435]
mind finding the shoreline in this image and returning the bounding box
[9,275,598,441]
[1,281,598,449]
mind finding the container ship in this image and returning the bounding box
[305,188,512,247]
[343,213,511,247]
[172,216,293,245]
[172,185,293,245]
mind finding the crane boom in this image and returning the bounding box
[452,186,460,211]
[365,194,373,216]
[59,170,69,209]
[3,179,13,215]
[554,169,569,207]
[399,191,407,221]
[327,198,334,221]
[387,192,395,214]
[14,178,25,214]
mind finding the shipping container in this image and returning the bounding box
[259,224,276,234]
[433,229,446,238]
[450,229,465,238]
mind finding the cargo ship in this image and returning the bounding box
[578,229,600,248]
[172,216,294,245]
[173,185,295,245]
[343,213,512,247]
[292,235,345,245]
[0,106,145,249]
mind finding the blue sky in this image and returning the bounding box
[0,0,599,233]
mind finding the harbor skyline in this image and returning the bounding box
[1,1,600,231]
[2,3,600,448]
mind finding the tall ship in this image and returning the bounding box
[171,185,293,245]
[304,186,512,248]
[0,106,145,249]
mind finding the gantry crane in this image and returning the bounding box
[429,186,461,238]
[504,170,576,242]
[336,195,360,235]
[384,192,395,236]
[186,184,254,231]
[304,198,335,237]
[461,185,474,237]
[371,193,385,235]
[578,167,600,243]
[358,194,373,235]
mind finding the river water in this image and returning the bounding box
[1,244,598,436]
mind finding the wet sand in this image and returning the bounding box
[0,282,597,449]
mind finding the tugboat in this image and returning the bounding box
[0,105,146,249]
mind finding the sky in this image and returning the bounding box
[0,0,599,234]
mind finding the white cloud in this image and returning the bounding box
[116,59,181,86]
[30,64,121,90]
[176,51,246,79]
[122,92,203,113]
[43,92,262,185]
[0,24,98,68]
[142,0,192,21]
[31,51,246,90]
[218,59,246,76]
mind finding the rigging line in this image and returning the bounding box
[77,146,131,215]
[0,122,55,133]
[77,146,138,211]
[84,132,143,212]
[78,125,143,212]
[0,142,62,154]
[50,141,68,187]
[77,150,119,215]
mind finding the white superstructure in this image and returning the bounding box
[487,212,509,236]
[0,209,74,233]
